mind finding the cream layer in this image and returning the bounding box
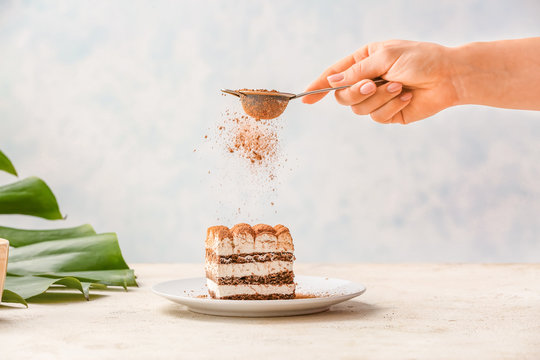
[206,279,295,297]
[205,260,293,278]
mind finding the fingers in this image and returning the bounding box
[349,82,404,115]
[302,46,371,104]
[369,92,413,124]
[334,79,377,106]
[326,50,392,89]
[303,42,401,106]
[301,54,356,104]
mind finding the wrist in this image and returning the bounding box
[443,38,540,110]
[448,41,510,107]
[447,42,481,106]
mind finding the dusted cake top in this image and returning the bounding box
[252,224,276,235]
[206,224,293,256]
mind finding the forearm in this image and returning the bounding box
[450,38,540,110]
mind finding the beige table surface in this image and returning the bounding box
[1,263,540,359]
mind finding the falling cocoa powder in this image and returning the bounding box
[219,111,280,171]
[231,118,278,165]
[204,90,287,218]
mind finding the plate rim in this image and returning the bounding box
[151,275,366,304]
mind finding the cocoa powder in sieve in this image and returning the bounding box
[237,89,289,120]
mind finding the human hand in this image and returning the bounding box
[302,40,460,124]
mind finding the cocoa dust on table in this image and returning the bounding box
[196,293,323,299]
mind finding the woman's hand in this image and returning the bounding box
[302,40,460,124]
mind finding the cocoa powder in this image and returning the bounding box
[237,88,289,120]
[219,111,280,170]
[205,90,287,218]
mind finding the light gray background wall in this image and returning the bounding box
[1,1,539,263]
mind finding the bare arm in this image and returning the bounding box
[303,38,540,124]
[452,38,540,110]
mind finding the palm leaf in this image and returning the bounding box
[0,177,63,220]
[0,150,17,176]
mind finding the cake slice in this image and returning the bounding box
[205,223,295,300]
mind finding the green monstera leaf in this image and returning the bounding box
[1,228,137,305]
[0,150,17,176]
[0,149,136,306]
[0,177,63,220]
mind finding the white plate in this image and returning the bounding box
[152,275,366,317]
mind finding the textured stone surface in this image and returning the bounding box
[2,263,540,359]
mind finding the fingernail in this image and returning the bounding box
[327,73,344,83]
[360,82,376,94]
[387,82,402,93]
[400,92,412,101]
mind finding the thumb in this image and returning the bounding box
[327,50,394,86]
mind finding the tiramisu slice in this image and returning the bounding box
[205,223,295,300]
